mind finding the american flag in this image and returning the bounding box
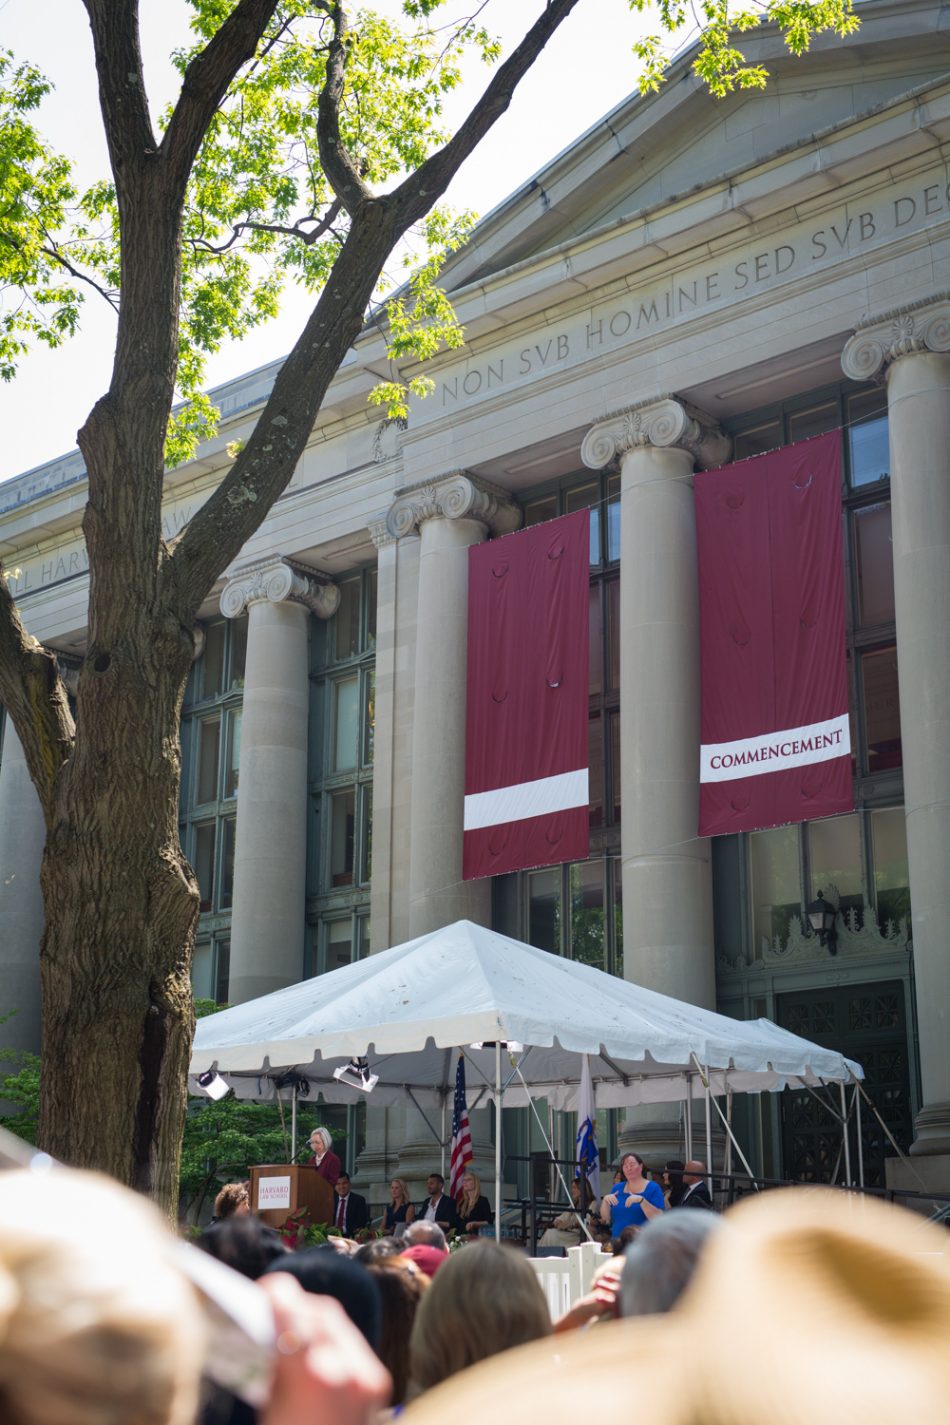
[449,1053,473,1201]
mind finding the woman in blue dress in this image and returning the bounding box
[600,1151,665,1233]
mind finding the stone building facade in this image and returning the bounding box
[2,0,950,1197]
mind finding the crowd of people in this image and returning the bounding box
[2,1138,950,1425]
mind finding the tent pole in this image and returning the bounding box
[690,1055,759,1191]
[855,1082,865,1188]
[512,1062,593,1242]
[495,1041,502,1242]
[291,1086,297,1161]
[441,1096,446,1180]
[704,1070,713,1199]
[840,1081,852,1187]
[725,1090,734,1196]
[685,1074,693,1161]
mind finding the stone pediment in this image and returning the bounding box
[441,0,950,293]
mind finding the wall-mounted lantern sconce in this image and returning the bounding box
[806,890,838,956]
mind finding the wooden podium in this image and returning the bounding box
[249,1163,334,1229]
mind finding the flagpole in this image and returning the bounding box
[495,1040,502,1242]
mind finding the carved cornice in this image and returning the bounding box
[717,907,911,976]
[581,396,731,472]
[386,471,521,541]
[841,294,950,382]
[219,557,340,620]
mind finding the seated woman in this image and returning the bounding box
[538,1177,591,1249]
[600,1151,665,1233]
[380,1177,416,1235]
[456,1169,493,1235]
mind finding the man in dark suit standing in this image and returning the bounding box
[332,1173,370,1236]
[418,1172,460,1232]
[680,1160,714,1210]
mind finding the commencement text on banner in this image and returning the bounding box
[695,431,852,836]
[463,510,590,880]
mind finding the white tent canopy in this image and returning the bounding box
[191,920,862,1110]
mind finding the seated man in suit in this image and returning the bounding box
[680,1160,714,1210]
[332,1173,370,1237]
[418,1172,460,1232]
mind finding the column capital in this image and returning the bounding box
[367,515,397,550]
[581,396,730,472]
[219,556,340,620]
[386,471,521,541]
[841,293,950,382]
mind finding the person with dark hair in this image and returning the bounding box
[662,1160,686,1209]
[368,1260,429,1406]
[601,1152,665,1233]
[409,1241,550,1396]
[332,1173,370,1237]
[197,1214,289,1280]
[262,1246,383,1352]
[680,1161,714,1210]
[417,1173,459,1232]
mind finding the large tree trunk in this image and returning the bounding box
[37,526,198,1211]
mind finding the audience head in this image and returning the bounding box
[409,1240,551,1394]
[368,1260,429,1405]
[0,1166,205,1425]
[262,1245,382,1350]
[354,1236,405,1267]
[620,1208,721,1316]
[309,1126,333,1156]
[404,1220,448,1251]
[212,1181,250,1219]
[197,1213,288,1280]
[611,1224,639,1255]
[682,1159,706,1184]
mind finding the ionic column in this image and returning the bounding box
[843,296,950,1161]
[220,558,338,1003]
[387,474,521,940]
[583,399,730,1009]
[0,720,46,1055]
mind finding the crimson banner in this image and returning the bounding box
[695,431,852,836]
[463,510,590,880]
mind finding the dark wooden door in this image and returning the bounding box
[776,981,912,1187]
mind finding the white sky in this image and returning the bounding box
[0,0,682,481]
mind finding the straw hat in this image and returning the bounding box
[402,1189,950,1425]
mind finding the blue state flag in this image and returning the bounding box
[575,1054,600,1205]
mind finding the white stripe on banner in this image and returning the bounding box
[464,768,589,831]
[700,713,850,784]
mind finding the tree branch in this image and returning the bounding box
[0,568,74,823]
[316,2,371,215]
[166,200,398,616]
[186,200,344,256]
[40,241,119,312]
[160,0,282,195]
[390,0,585,229]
